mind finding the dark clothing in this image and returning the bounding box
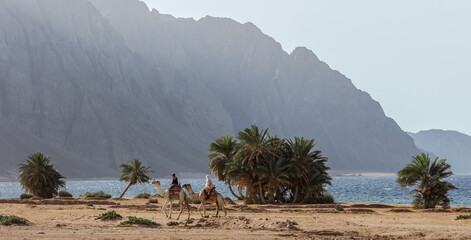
[172,177,179,186]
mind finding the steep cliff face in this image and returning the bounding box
[0,0,422,180]
[90,0,420,171]
[0,0,230,179]
[409,130,471,173]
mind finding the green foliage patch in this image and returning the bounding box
[334,204,344,211]
[95,211,122,221]
[80,191,112,199]
[135,193,151,199]
[118,216,160,227]
[318,191,334,204]
[0,215,28,226]
[286,219,298,225]
[166,221,179,226]
[456,214,471,220]
[148,198,158,203]
[58,190,73,197]
[19,193,33,200]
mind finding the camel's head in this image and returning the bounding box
[182,183,192,189]
[151,180,160,185]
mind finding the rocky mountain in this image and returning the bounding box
[0,0,420,180]
[409,130,471,173]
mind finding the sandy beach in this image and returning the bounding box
[0,197,470,240]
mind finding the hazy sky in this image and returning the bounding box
[143,0,471,136]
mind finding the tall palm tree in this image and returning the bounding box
[208,136,241,199]
[257,156,293,203]
[224,158,250,200]
[236,125,279,203]
[18,152,65,198]
[118,158,154,199]
[284,137,320,202]
[397,153,457,209]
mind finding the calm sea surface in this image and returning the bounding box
[1,175,470,206]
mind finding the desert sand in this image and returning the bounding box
[0,197,470,240]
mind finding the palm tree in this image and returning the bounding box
[18,152,65,198]
[257,156,293,203]
[236,125,279,203]
[208,136,242,199]
[397,153,457,209]
[118,158,154,199]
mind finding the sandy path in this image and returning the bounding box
[1,198,470,239]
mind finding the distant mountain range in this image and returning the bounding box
[0,0,421,180]
[409,130,471,173]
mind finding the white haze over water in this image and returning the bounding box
[142,0,471,136]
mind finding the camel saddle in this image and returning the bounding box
[169,185,181,200]
[203,187,216,200]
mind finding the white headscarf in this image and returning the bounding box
[205,175,214,189]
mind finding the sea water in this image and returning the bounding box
[1,175,470,206]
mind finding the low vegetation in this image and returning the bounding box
[135,193,151,199]
[334,204,344,211]
[80,191,112,199]
[58,190,73,197]
[166,221,179,226]
[208,125,331,204]
[286,219,298,225]
[185,219,193,224]
[397,153,457,209]
[148,198,158,204]
[456,214,471,220]
[0,215,28,226]
[118,216,160,227]
[95,211,122,221]
[86,203,94,207]
[19,193,32,200]
[318,191,334,204]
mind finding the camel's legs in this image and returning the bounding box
[169,200,173,219]
[203,203,208,217]
[215,201,219,217]
[221,199,227,216]
[162,199,169,218]
[177,199,183,220]
[197,203,203,217]
[186,198,191,220]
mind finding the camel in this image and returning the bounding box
[151,180,190,220]
[182,183,227,217]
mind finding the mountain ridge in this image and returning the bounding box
[0,0,421,180]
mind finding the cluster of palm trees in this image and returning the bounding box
[208,125,332,204]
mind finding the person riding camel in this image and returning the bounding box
[169,173,179,191]
[204,175,215,199]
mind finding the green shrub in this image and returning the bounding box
[456,214,471,220]
[148,198,158,204]
[189,197,201,204]
[58,190,73,197]
[118,216,160,227]
[318,191,334,204]
[185,219,193,224]
[0,215,28,226]
[19,193,33,200]
[80,191,112,199]
[135,193,151,199]
[166,221,179,226]
[86,203,94,207]
[95,211,122,221]
[334,204,344,211]
[286,219,298,225]
[244,194,254,205]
